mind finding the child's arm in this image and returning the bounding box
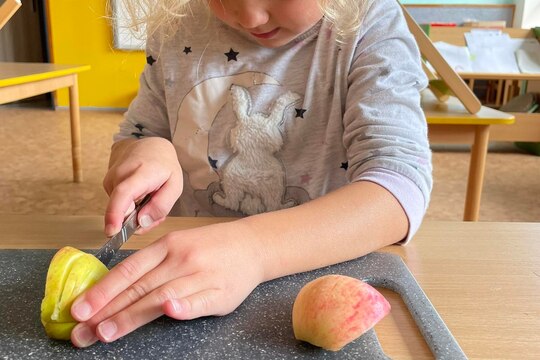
[69,179,406,347]
[101,30,176,237]
[240,180,408,281]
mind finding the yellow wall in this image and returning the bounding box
[47,0,145,108]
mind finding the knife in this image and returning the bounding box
[95,194,152,266]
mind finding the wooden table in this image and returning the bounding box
[1,215,539,359]
[423,90,515,221]
[426,26,540,107]
[0,62,91,182]
[459,73,540,107]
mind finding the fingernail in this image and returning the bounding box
[73,324,97,347]
[139,214,154,228]
[98,320,117,341]
[72,301,92,320]
[171,299,181,313]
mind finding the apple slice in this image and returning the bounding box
[292,274,390,351]
[41,246,108,340]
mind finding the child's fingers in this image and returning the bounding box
[71,239,168,322]
[162,289,223,320]
[133,216,166,235]
[104,172,158,236]
[93,273,213,343]
[95,301,163,343]
[137,172,183,230]
[71,275,223,347]
[78,254,200,329]
[71,323,99,348]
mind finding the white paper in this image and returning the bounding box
[464,30,521,73]
[516,49,540,73]
[470,48,520,73]
[434,42,473,72]
[503,38,540,53]
[465,31,508,52]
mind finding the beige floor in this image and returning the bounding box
[1,105,539,222]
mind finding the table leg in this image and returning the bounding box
[68,75,83,183]
[463,125,490,221]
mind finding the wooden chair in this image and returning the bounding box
[400,4,515,221]
[400,3,482,114]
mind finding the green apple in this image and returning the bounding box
[40,246,108,340]
[292,274,391,351]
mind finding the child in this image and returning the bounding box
[70,0,432,347]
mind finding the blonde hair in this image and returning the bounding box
[113,0,372,43]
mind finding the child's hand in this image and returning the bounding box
[70,221,264,347]
[102,137,183,236]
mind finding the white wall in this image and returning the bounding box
[514,0,540,28]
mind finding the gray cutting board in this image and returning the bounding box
[0,250,466,359]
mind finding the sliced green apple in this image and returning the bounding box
[41,246,108,340]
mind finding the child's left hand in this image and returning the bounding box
[69,221,265,347]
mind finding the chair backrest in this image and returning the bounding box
[0,0,21,30]
[399,2,482,114]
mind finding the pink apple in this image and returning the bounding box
[292,274,391,351]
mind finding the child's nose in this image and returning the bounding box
[233,5,270,29]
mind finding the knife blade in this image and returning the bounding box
[95,194,152,266]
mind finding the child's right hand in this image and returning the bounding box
[102,137,183,237]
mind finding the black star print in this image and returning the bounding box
[183,46,192,55]
[131,132,144,139]
[208,156,218,169]
[340,162,348,170]
[295,108,307,118]
[146,55,156,65]
[135,123,144,132]
[224,48,239,61]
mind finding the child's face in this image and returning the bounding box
[208,0,323,48]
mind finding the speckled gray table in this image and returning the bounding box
[0,250,466,359]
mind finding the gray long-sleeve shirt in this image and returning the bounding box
[115,0,432,242]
